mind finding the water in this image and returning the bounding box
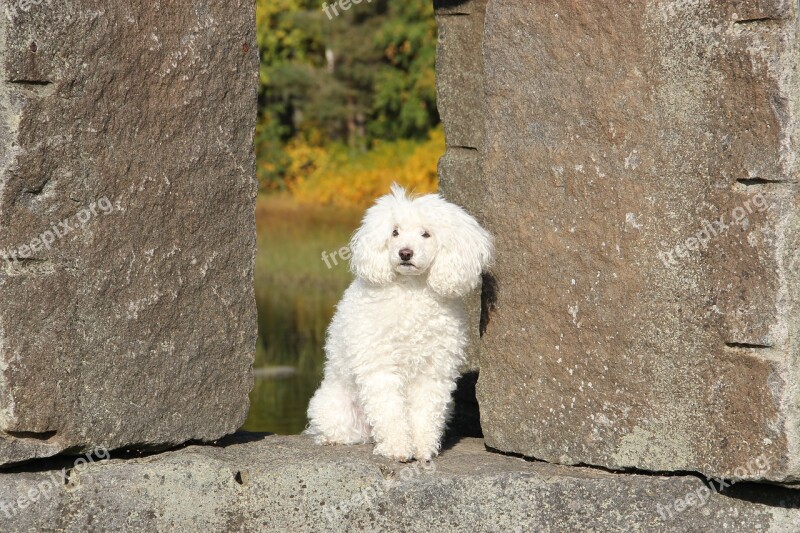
[241,196,359,434]
[242,292,337,435]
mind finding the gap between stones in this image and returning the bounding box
[449,145,479,152]
[482,443,800,506]
[4,430,57,441]
[733,17,780,26]
[725,342,773,349]
[736,177,793,186]
[6,79,52,86]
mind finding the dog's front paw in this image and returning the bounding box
[373,441,413,462]
[412,444,440,463]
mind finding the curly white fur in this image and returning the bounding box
[305,184,493,461]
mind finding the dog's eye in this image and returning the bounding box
[422,231,431,238]
[392,229,399,237]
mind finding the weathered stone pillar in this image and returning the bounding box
[0,1,257,464]
[435,0,489,373]
[435,0,490,438]
[438,0,800,482]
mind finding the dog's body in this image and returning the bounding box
[305,185,492,461]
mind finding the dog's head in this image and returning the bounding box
[349,184,493,297]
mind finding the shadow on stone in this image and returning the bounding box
[210,431,274,447]
[480,272,498,337]
[718,481,800,509]
[443,371,482,451]
[0,432,274,474]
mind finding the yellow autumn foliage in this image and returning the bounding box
[285,128,443,208]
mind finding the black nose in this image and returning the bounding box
[399,248,414,261]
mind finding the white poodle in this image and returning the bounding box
[305,184,493,461]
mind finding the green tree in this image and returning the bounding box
[256,0,440,190]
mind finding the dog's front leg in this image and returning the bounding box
[408,373,456,462]
[357,371,412,461]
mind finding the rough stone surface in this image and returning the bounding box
[436,0,490,374]
[0,1,258,464]
[435,0,487,151]
[469,0,800,482]
[2,434,800,532]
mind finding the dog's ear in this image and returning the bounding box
[349,197,396,285]
[427,203,493,298]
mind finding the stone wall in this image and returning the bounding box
[0,1,258,465]
[436,0,800,483]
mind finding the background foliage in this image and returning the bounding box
[247,0,441,433]
[256,0,441,205]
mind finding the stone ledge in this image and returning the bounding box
[0,433,799,532]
